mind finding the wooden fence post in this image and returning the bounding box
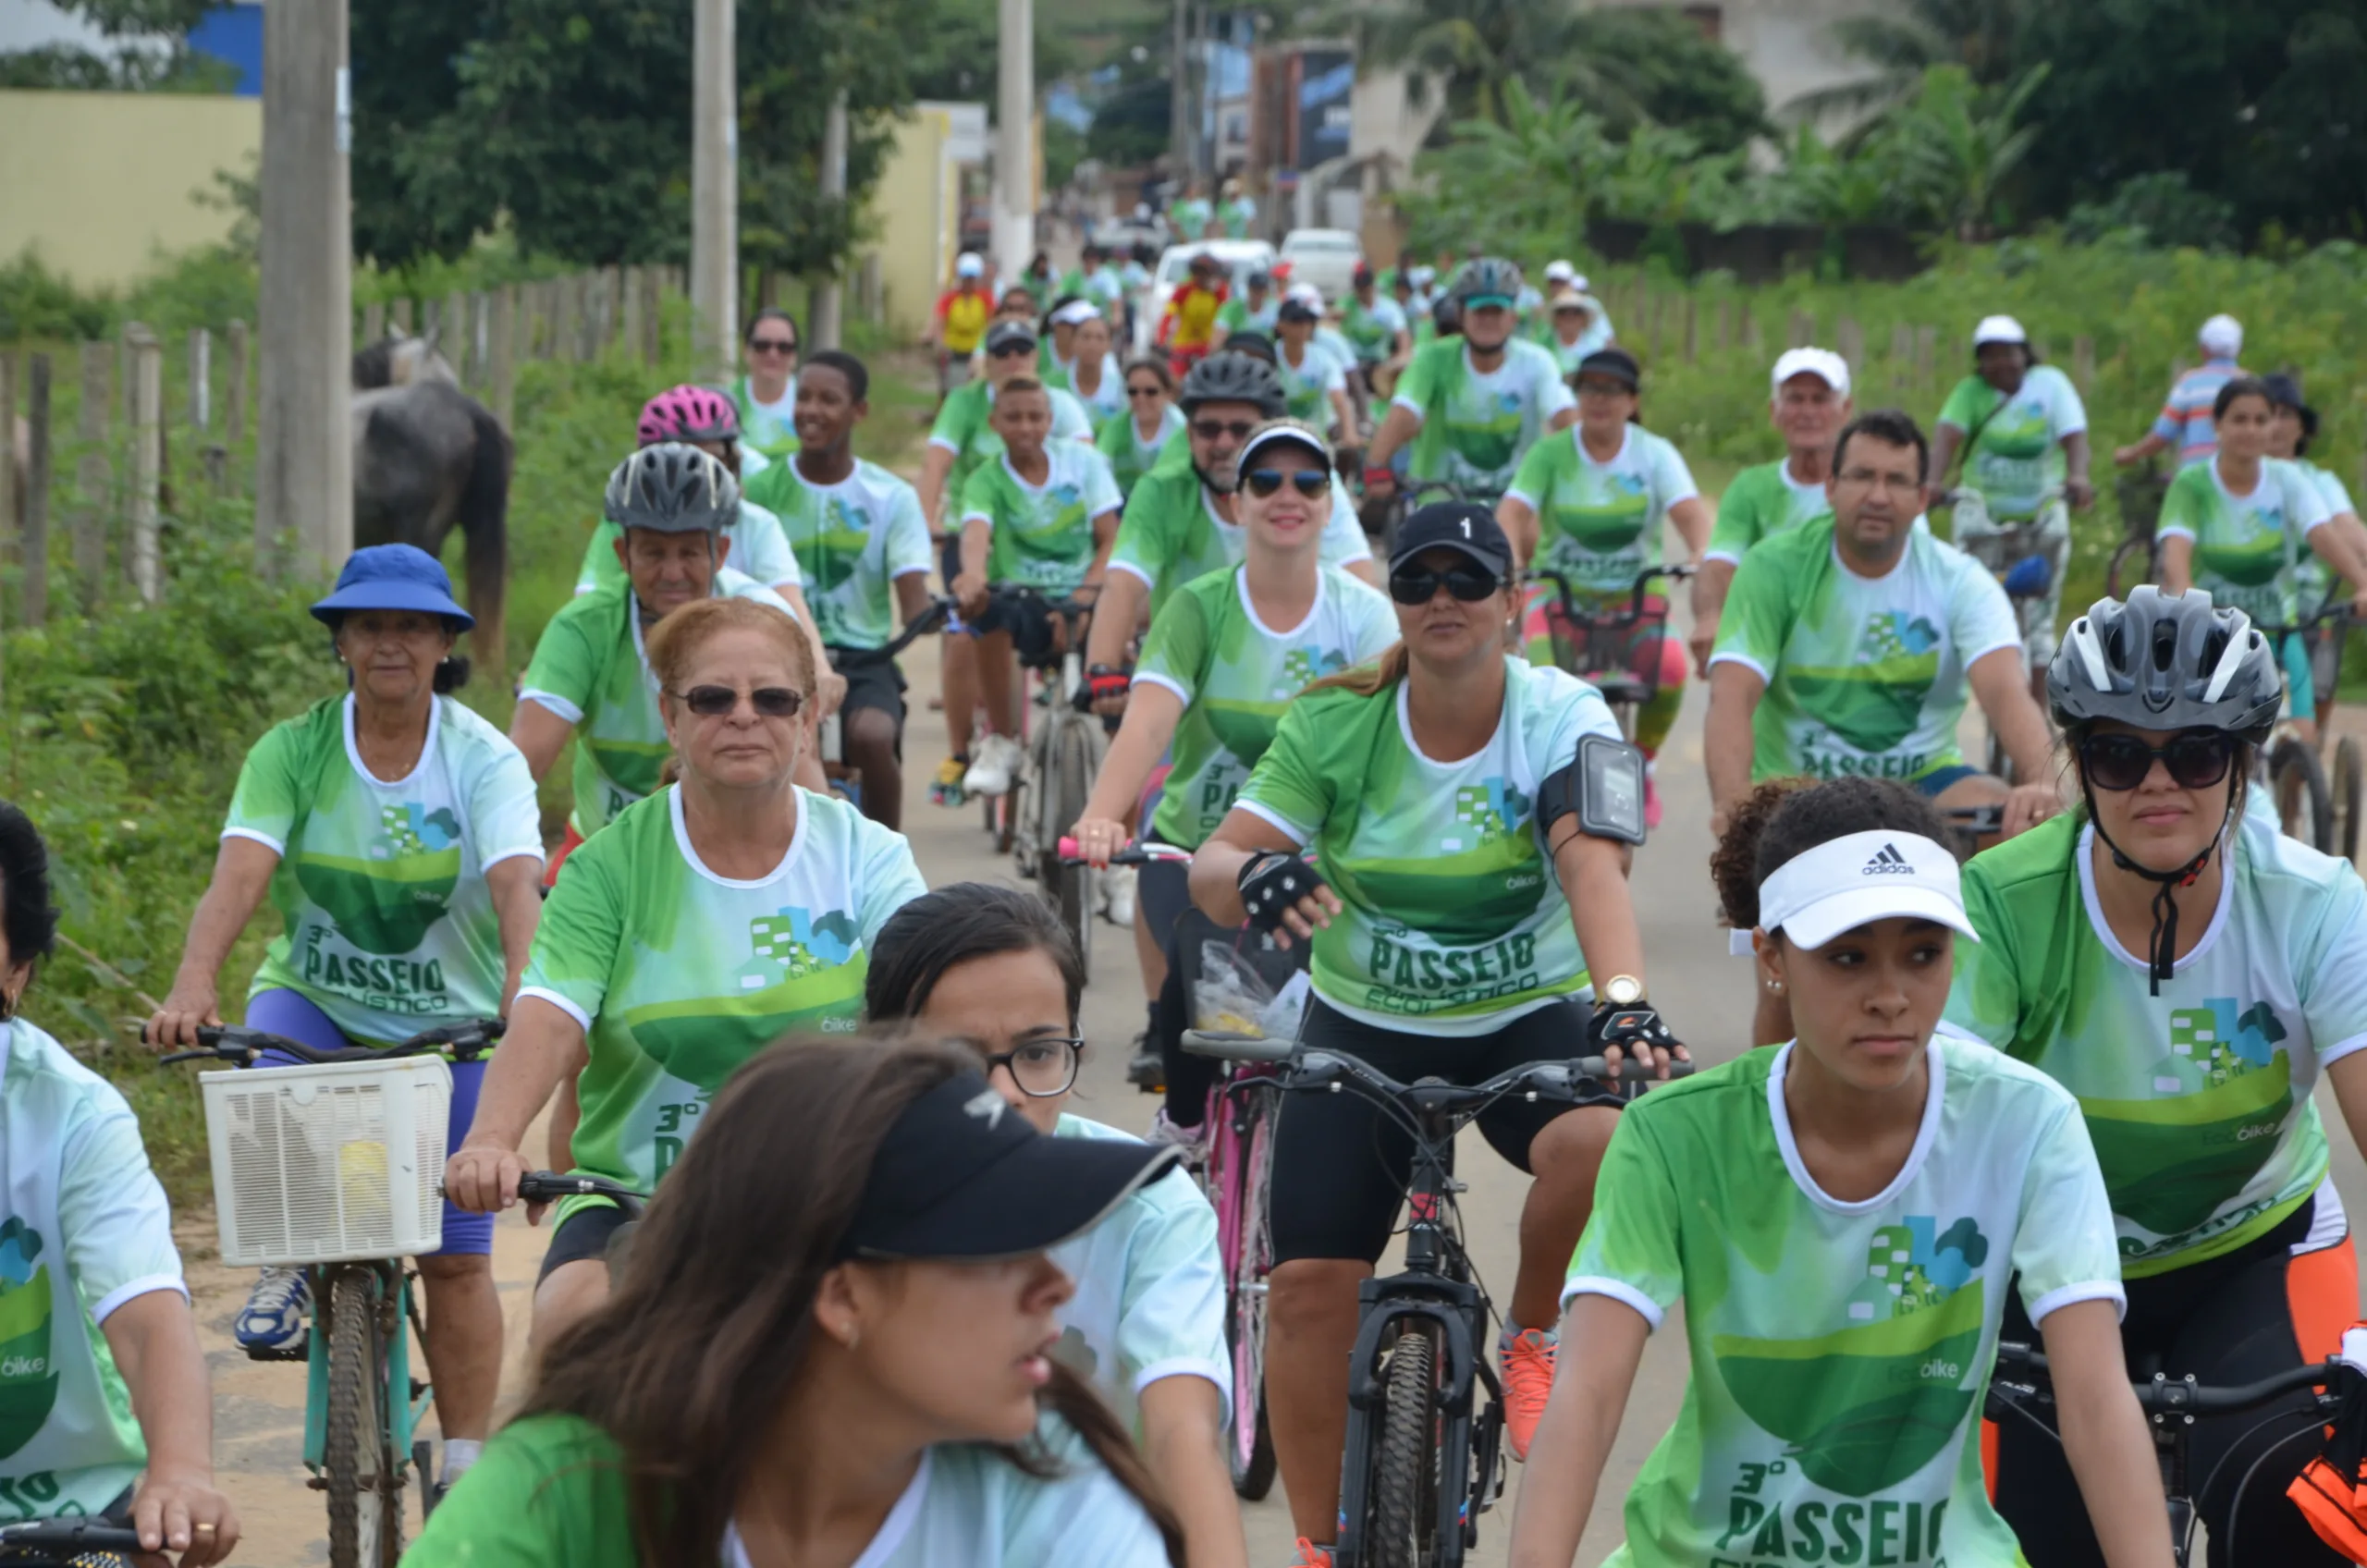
[362,300,385,346]
[1712,297,1730,354]
[1738,300,1759,351]
[75,342,110,609]
[187,328,211,436]
[0,351,13,547]
[444,290,468,362]
[1835,316,1864,377]
[2073,336,2096,395]
[126,325,161,604]
[642,267,663,364]
[1889,322,1913,398]
[22,355,47,626]
[621,267,644,367]
[224,319,249,451]
[472,293,490,387]
[492,286,517,430]
[1914,325,1939,393]
[391,298,413,337]
[1682,295,1698,364]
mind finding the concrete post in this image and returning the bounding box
[690,0,739,376]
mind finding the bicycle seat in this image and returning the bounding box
[1182,1029,1294,1064]
[1593,676,1647,706]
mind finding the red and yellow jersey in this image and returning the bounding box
[935,288,992,354]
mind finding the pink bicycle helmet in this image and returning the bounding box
[637,385,740,447]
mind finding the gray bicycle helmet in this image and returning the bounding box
[1180,351,1286,418]
[603,441,740,533]
[1450,257,1524,306]
[2050,585,2280,743]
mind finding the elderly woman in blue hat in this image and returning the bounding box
[143,543,545,1495]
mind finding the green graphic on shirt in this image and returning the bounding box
[294,803,462,955]
[0,1219,57,1462]
[2079,998,2293,1238]
[1452,777,1530,845]
[1787,613,1943,758]
[626,905,869,1088]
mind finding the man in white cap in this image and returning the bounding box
[2116,312,2246,470]
[1688,347,1855,671]
[924,252,995,404]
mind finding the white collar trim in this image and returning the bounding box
[342,692,439,788]
[2075,820,2236,974]
[668,783,805,890]
[1766,1038,1946,1215]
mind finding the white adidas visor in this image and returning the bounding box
[1755,831,1981,951]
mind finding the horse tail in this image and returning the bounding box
[458,398,513,678]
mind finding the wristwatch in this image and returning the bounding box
[1599,974,1646,1008]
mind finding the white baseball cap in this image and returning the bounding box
[2199,313,2243,356]
[1972,314,2028,348]
[1051,299,1102,327]
[1769,347,1851,398]
[1543,259,1576,284]
[1408,265,1436,287]
[1756,831,1980,951]
[1286,282,1324,309]
[955,252,985,278]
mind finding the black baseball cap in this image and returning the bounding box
[838,1072,1178,1262]
[1223,329,1278,365]
[985,320,1038,357]
[1574,348,1640,390]
[1390,501,1513,580]
[1277,299,1319,325]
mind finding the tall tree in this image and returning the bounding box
[1781,0,2022,131]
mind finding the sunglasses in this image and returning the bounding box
[2079,731,2236,791]
[989,342,1036,360]
[749,337,798,355]
[1192,419,1257,442]
[1127,384,1165,398]
[668,684,805,719]
[1389,563,1502,605]
[1245,468,1331,499]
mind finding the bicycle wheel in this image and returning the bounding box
[2106,535,2157,599]
[324,1268,403,1568]
[1224,1091,1278,1501]
[1365,1323,1441,1568]
[2336,737,2363,865]
[2271,736,2334,853]
[1042,720,1098,978]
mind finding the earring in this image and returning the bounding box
[1765,979,1784,995]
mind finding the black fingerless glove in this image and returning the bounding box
[1588,1000,1675,1055]
[1238,850,1328,934]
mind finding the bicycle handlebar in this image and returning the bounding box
[865,596,956,660]
[1056,836,1195,865]
[1990,1340,2361,1416]
[1528,562,1699,628]
[512,1170,650,1214]
[0,1520,148,1558]
[159,1018,506,1069]
[1283,1046,1691,1118]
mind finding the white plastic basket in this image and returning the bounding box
[199,1054,452,1268]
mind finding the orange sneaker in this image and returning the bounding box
[1500,1325,1558,1461]
[1285,1540,1335,1568]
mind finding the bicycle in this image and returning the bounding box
[513,1171,650,1280]
[2107,455,2172,598]
[160,1017,502,1568]
[2251,601,2354,855]
[1527,563,1699,743]
[0,1520,147,1566]
[817,595,953,815]
[1983,1338,2365,1566]
[977,586,1108,975]
[1945,485,2067,781]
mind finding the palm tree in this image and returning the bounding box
[1781,0,2024,134]
[1887,64,2048,239]
[1339,0,1640,131]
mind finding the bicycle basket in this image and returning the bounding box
[199,1055,451,1267]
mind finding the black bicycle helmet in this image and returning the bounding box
[1449,257,1524,305]
[2050,585,2280,744]
[603,441,741,533]
[1180,351,1286,418]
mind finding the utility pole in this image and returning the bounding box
[690,0,738,377]
[1169,0,1189,186]
[995,0,1035,286]
[256,0,351,578]
[812,90,850,350]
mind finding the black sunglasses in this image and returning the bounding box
[1127,384,1165,398]
[2078,731,2237,791]
[668,684,805,719]
[989,342,1036,360]
[1245,468,1331,499]
[1389,563,1502,605]
[1192,418,1258,442]
[749,337,798,355]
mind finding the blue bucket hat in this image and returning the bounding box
[310,544,474,631]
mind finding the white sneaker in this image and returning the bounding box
[964,733,1024,795]
[1102,865,1137,927]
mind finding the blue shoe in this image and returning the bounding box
[235,1267,310,1352]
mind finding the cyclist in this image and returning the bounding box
[1049,303,1124,423]
[1216,177,1257,239]
[1363,258,1577,508]
[1170,180,1214,242]
[2263,374,2367,719]
[918,319,1096,535]
[1500,347,1710,828]
[1338,263,1412,398]
[143,544,541,1498]
[1540,286,1613,374]
[1212,268,1279,348]
[1188,503,1681,1562]
[1946,587,2367,1566]
[1513,776,2170,1568]
[3,802,240,1564]
[1059,243,1126,327]
[1159,252,1230,376]
[925,252,994,404]
[949,377,1123,799]
[1705,410,2061,843]
[415,1037,1182,1567]
[1273,294,1357,441]
[1690,348,1856,672]
[450,595,925,1344]
[868,883,1245,1568]
[1296,288,1362,398]
[1020,251,1059,313]
[742,350,935,833]
[2116,312,2247,471]
[1069,422,1396,1138]
[1927,315,2094,706]
[1096,357,1184,501]
[728,307,800,460]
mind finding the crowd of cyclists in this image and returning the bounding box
[0,247,2361,1568]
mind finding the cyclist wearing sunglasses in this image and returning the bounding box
[1069,422,1395,1138]
[1945,586,2367,1567]
[1095,356,1184,501]
[514,445,827,882]
[1190,502,1681,1563]
[867,883,1245,1568]
[451,594,926,1349]
[730,307,802,460]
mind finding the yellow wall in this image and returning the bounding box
[863,107,957,338]
[0,91,260,288]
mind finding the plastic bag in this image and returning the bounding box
[1194,938,1309,1041]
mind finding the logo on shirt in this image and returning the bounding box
[376,802,462,858]
[1448,777,1530,848]
[298,802,464,958]
[964,1087,1008,1130]
[1280,646,1349,692]
[1858,611,1940,665]
[738,905,864,991]
[1861,843,1914,876]
[0,1218,57,1460]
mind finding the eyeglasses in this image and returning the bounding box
[667,684,806,719]
[2079,731,2237,791]
[1245,467,1331,499]
[981,1035,1084,1097]
[1389,563,1502,605]
[1127,385,1165,399]
[1836,468,1921,494]
[1192,419,1257,442]
[749,337,798,356]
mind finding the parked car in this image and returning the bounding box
[1147,239,1277,349]
[1278,228,1364,302]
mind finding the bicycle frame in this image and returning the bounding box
[300,1259,422,1492]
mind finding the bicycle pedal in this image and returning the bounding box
[244,1343,309,1363]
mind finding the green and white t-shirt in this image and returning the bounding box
[1945,813,2367,1276]
[1275,341,1347,431]
[927,380,1098,508]
[1109,466,1372,618]
[1135,565,1397,849]
[2157,456,2333,628]
[0,1018,187,1519]
[1506,424,1699,603]
[1341,294,1407,363]
[1096,405,1186,498]
[519,570,798,838]
[730,374,799,460]
[959,444,1123,594]
[409,1413,1169,1568]
[1233,657,1616,1033]
[1391,337,1576,497]
[1051,354,1126,423]
[1049,1115,1229,1433]
[1707,459,1833,567]
[1215,296,1280,337]
[1710,519,2020,786]
[571,498,801,598]
[225,694,542,1043]
[2292,460,2358,611]
[520,786,925,1196]
[1567,1035,2122,1568]
[742,458,933,651]
[1937,366,2087,522]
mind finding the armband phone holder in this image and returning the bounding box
[1572,733,1648,846]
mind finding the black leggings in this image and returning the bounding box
[1993,1194,2359,1568]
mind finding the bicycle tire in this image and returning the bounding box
[1224,1096,1278,1501]
[2271,736,2334,854]
[2336,737,2363,865]
[1045,720,1098,978]
[2105,535,2157,600]
[1366,1324,1441,1568]
[324,1268,402,1568]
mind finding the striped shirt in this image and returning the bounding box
[2151,355,2246,466]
